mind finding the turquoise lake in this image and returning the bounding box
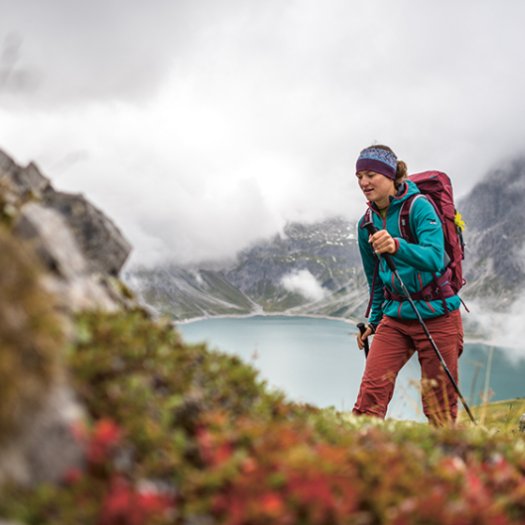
[177,315,525,421]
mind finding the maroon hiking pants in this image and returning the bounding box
[353,310,463,424]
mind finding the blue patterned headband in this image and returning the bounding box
[355,146,397,180]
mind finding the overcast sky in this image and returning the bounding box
[1,0,525,267]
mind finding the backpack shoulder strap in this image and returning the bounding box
[399,193,426,243]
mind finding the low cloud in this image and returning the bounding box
[466,298,525,361]
[281,270,327,302]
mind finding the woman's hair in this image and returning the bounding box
[371,144,407,189]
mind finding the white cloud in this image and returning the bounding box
[281,270,327,302]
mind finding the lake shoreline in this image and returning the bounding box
[175,311,489,345]
[174,311,358,327]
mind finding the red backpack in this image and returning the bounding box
[400,171,466,295]
[363,171,467,317]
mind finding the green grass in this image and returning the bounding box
[468,398,525,434]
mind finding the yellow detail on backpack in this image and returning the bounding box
[454,211,465,232]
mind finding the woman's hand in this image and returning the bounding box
[369,230,398,255]
[356,324,374,350]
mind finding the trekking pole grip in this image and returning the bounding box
[357,322,370,358]
[363,221,397,272]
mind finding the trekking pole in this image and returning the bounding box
[357,322,370,358]
[363,221,476,425]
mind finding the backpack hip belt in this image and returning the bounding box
[384,269,455,303]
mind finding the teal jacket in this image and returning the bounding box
[358,180,461,328]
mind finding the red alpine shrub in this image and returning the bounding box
[88,419,122,466]
[99,476,175,525]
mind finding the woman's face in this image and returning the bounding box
[356,170,396,208]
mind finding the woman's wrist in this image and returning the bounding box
[392,238,400,254]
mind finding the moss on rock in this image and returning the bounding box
[0,226,64,440]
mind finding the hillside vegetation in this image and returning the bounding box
[1,308,525,524]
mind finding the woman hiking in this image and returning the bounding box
[353,144,463,425]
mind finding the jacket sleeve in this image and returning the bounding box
[394,197,446,273]
[357,218,384,327]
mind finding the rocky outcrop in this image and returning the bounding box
[0,148,132,313]
[0,148,135,488]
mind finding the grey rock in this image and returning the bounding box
[0,383,85,487]
[14,202,88,279]
[519,413,525,432]
[0,148,131,277]
[0,149,52,199]
[0,146,135,312]
[13,202,119,312]
[15,162,52,198]
[0,149,16,174]
[43,190,131,275]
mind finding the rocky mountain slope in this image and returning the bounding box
[128,158,525,321]
[458,157,525,310]
[127,218,369,320]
